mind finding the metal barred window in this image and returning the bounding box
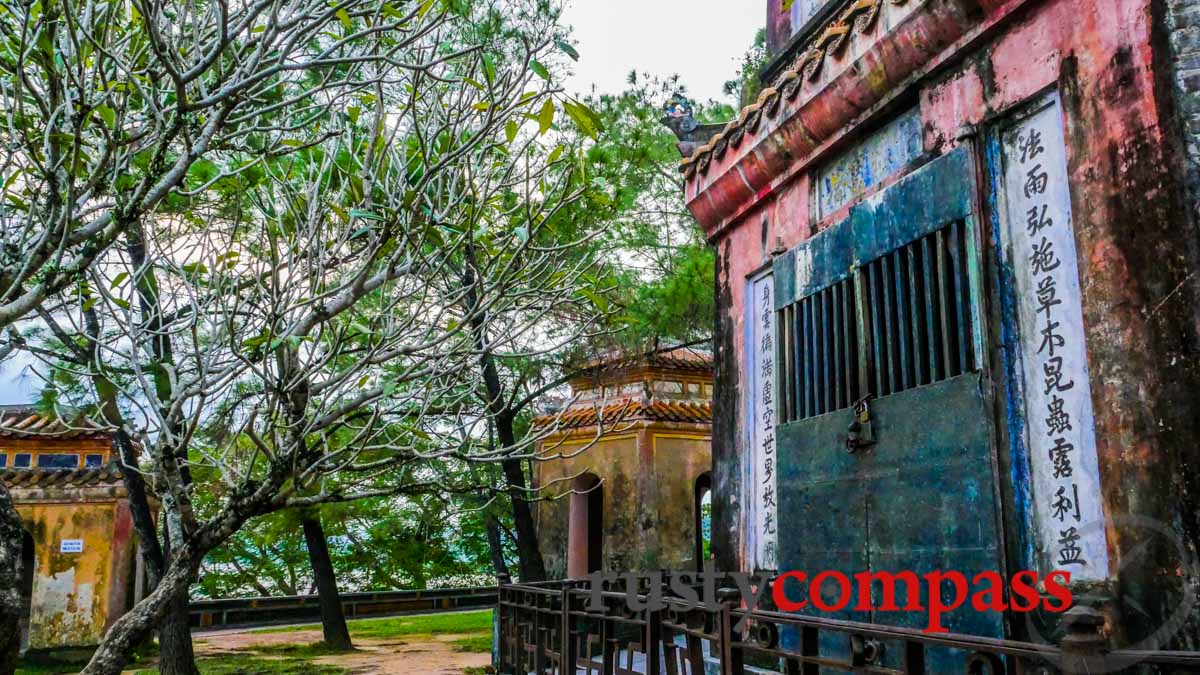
[777,277,860,423]
[777,220,975,423]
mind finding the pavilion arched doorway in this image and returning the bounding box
[567,473,602,577]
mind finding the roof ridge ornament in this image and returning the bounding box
[660,92,727,158]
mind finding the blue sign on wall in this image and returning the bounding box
[815,106,922,219]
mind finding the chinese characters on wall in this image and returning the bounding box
[1001,97,1109,581]
[748,273,778,570]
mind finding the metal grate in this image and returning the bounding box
[777,276,861,423]
[862,220,975,398]
[778,221,974,422]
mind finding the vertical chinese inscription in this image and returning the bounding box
[748,273,778,569]
[1001,97,1109,580]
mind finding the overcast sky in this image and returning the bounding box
[561,0,762,104]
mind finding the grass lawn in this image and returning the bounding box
[137,654,347,674]
[252,608,494,641]
[16,610,493,674]
[15,650,348,675]
[16,645,157,675]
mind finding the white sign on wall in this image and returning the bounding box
[60,539,84,554]
[1000,94,1109,581]
[746,272,778,570]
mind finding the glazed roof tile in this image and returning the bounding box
[576,346,713,376]
[534,400,712,430]
[680,0,900,180]
[1,467,125,489]
[0,406,114,439]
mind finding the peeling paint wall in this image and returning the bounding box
[690,0,1200,649]
[535,424,712,577]
[15,498,136,650]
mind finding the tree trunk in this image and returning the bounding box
[0,484,24,675]
[86,287,198,674]
[461,256,546,583]
[499,456,546,582]
[82,556,198,675]
[485,514,510,579]
[301,512,352,650]
[156,590,198,675]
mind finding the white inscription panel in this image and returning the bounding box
[60,539,84,554]
[747,273,778,570]
[1000,95,1109,580]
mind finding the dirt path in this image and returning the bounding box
[192,626,491,675]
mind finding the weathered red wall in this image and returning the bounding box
[695,0,1200,647]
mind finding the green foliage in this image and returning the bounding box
[724,29,770,108]
[197,497,497,598]
[559,73,724,350]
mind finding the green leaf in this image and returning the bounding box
[537,99,554,135]
[112,297,131,311]
[531,60,550,81]
[399,424,431,441]
[96,105,115,129]
[482,53,496,84]
[349,209,384,221]
[580,289,609,311]
[347,106,360,124]
[563,98,603,140]
[548,145,565,163]
[5,194,28,211]
[472,101,491,112]
[505,120,518,144]
[514,225,529,242]
[555,39,579,61]
[335,8,352,30]
[110,272,129,289]
[241,332,270,350]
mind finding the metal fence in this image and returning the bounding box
[497,575,1200,674]
[190,586,496,629]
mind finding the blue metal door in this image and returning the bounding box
[773,147,1006,669]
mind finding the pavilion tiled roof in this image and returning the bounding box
[1,467,125,489]
[535,400,712,430]
[575,346,714,378]
[0,406,114,439]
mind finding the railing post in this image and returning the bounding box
[718,587,743,675]
[561,582,574,674]
[646,606,662,675]
[495,573,509,673]
[800,625,819,675]
[601,616,617,675]
[1059,604,1106,675]
[902,640,925,674]
[536,625,549,674]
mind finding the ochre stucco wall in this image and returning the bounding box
[15,496,136,650]
[535,423,712,578]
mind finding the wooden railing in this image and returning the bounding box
[189,586,496,629]
[496,574,1200,674]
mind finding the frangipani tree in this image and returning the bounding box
[3,0,612,672]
